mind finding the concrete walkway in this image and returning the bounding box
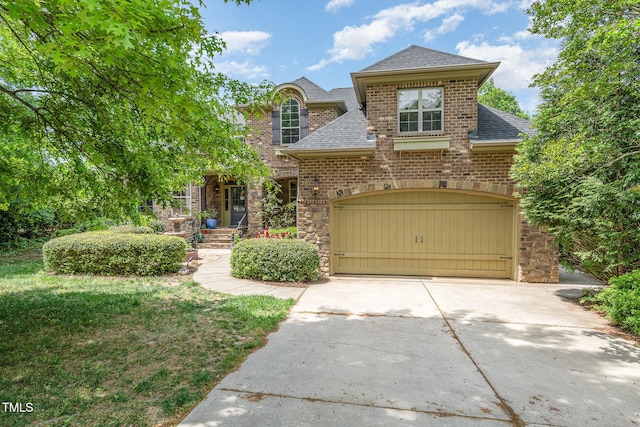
[183,250,640,426]
[194,249,306,299]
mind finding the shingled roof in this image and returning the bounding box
[288,77,333,101]
[280,108,375,159]
[473,104,534,141]
[360,45,488,72]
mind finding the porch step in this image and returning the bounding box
[198,242,232,249]
[198,227,239,249]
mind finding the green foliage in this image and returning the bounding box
[231,238,321,282]
[137,216,165,233]
[256,181,296,229]
[50,217,117,238]
[109,225,155,234]
[478,78,529,119]
[43,231,186,276]
[0,0,274,219]
[0,205,56,244]
[512,0,640,280]
[255,227,297,239]
[583,270,640,335]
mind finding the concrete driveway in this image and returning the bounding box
[181,253,640,426]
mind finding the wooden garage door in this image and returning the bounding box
[331,191,514,278]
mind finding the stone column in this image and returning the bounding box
[298,199,331,274]
[518,216,560,283]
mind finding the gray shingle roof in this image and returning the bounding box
[328,87,359,111]
[282,108,372,152]
[472,104,534,141]
[360,45,488,72]
[289,77,333,101]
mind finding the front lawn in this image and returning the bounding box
[0,247,294,426]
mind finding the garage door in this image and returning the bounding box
[331,191,514,278]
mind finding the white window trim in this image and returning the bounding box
[172,183,192,216]
[281,98,300,144]
[397,88,444,134]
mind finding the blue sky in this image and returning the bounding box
[201,0,558,113]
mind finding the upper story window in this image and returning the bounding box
[281,98,300,144]
[398,88,443,133]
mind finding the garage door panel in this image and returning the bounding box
[332,191,514,278]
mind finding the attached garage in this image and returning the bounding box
[331,190,516,279]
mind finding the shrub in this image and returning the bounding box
[256,181,296,229]
[137,215,165,233]
[592,270,640,335]
[231,238,320,282]
[109,225,155,234]
[255,227,297,239]
[43,232,186,276]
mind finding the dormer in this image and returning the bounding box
[351,45,499,152]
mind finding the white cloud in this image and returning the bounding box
[214,60,270,80]
[498,30,533,42]
[455,39,556,93]
[308,0,521,71]
[424,14,465,42]
[325,0,355,12]
[219,31,272,55]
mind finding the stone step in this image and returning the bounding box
[202,233,232,241]
[198,242,231,249]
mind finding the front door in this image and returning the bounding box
[230,186,247,227]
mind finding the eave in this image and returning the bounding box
[280,147,375,160]
[469,140,519,153]
[351,62,500,105]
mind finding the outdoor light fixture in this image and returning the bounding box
[312,177,320,199]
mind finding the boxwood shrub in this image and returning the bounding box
[231,238,320,282]
[109,225,155,234]
[43,231,186,276]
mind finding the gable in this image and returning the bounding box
[351,45,499,106]
[361,45,488,72]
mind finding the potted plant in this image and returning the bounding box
[198,209,218,229]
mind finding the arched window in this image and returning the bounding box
[281,98,300,144]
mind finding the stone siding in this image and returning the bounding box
[518,218,560,283]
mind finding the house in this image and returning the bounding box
[156,45,559,283]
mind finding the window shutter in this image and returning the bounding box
[272,110,281,145]
[300,108,309,139]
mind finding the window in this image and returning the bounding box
[172,184,191,215]
[289,181,298,203]
[281,98,300,144]
[398,88,443,133]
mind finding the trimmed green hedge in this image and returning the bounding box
[43,232,186,276]
[109,225,155,234]
[231,238,320,282]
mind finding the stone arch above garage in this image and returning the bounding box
[328,179,516,201]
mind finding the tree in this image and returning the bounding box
[478,78,529,119]
[511,0,640,280]
[0,0,274,220]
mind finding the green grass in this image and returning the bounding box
[0,246,294,426]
